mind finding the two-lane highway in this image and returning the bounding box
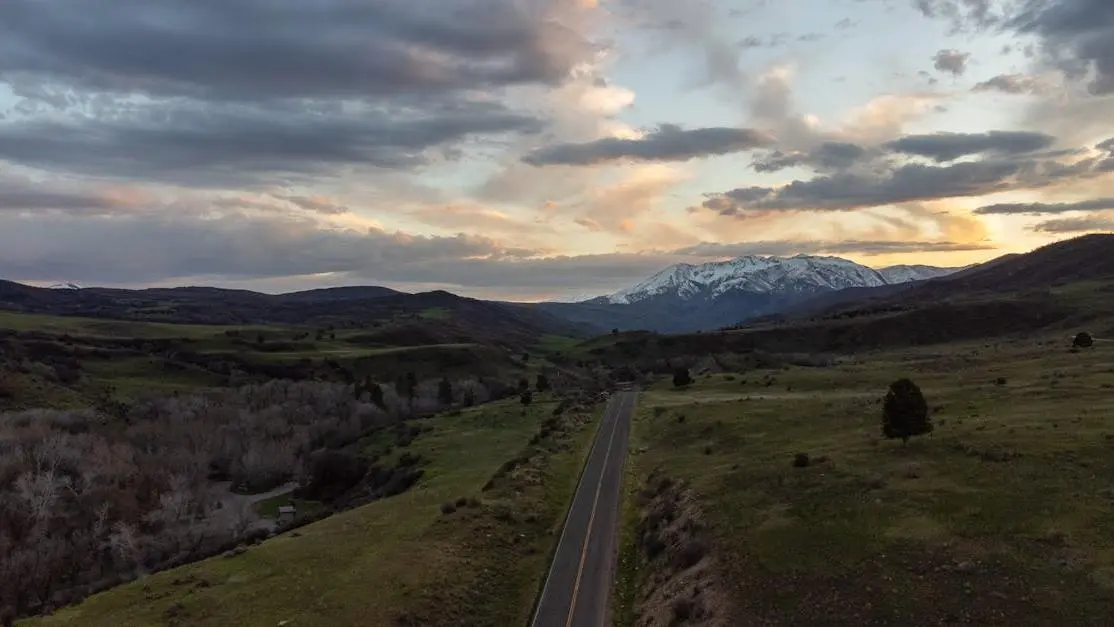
[532,390,636,627]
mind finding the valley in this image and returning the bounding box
[2,234,1114,626]
[4,1,1114,625]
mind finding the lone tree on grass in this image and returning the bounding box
[882,378,931,445]
[536,373,550,392]
[673,367,693,388]
[520,390,533,407]
[1073,332,1094,348]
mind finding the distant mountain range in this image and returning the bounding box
[538,255,962,333]
[8,235,1112,340]
[0,281,590,350]
[596,256,957,305]
[573,234,1114,362]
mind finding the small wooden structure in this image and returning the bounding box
[277,505,297,524]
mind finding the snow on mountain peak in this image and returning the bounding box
[600,255,957,304]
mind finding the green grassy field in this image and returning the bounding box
[25,396,599,627]
[0,310,282,339]
[619,335,1114,625]
[252,493,325,520]
[535,334,584,355]
[418,307,451,321]
[198,342,482,363]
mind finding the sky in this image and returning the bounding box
[0,0,1112,302]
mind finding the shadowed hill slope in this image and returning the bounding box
[0,282,589,349]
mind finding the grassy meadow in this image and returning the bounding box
[619,334,1114,625]
[25,395,600,627]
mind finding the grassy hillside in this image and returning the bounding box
[569,278,1114,377]
[771,234,1114,325]
[0,309,580,412]
[24,396,601,626]
[617,334,1114,625]
[0,281,588,349]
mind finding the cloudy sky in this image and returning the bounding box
[1,0,1112,301]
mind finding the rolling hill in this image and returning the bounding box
[0,281,588,350]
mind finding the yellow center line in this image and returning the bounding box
[564,393,626,627]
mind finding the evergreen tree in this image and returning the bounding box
[368,378,385,409]
[672,367,693,387]
[438,376,454,406]
[536,373,550,392]
[882,378,932,444]
[1073,331,1094,348]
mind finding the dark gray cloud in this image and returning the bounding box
[0,0,588,186]
[914,0,999,32]
[0,189,117,214]
[0,172,129,215]
[885,131,1055,162]
[0,211,540,285]
[0,0,594,101]
[1033,216,1114,232]
[672,240,994,257]
[916,0,1114,97]
[521,124,773,166]
[972,73,1047,94]
[973,197,1114,214]
[933,49,972,75]
[0,101,541,185]
[707,160,1024,214]
[751,142,869,173]
[705,148,1107,215]
[1010,0,1114,95]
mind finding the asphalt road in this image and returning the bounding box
[531,390,636,627]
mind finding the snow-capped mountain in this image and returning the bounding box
[599,255,958,305]
[533,255,964,333]
[47,282,82,290]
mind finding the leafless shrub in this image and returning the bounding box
[0,376,492,619]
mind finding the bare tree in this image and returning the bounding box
[15,470,67,524]
[108,521,141,567]
[229,501,257,540]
